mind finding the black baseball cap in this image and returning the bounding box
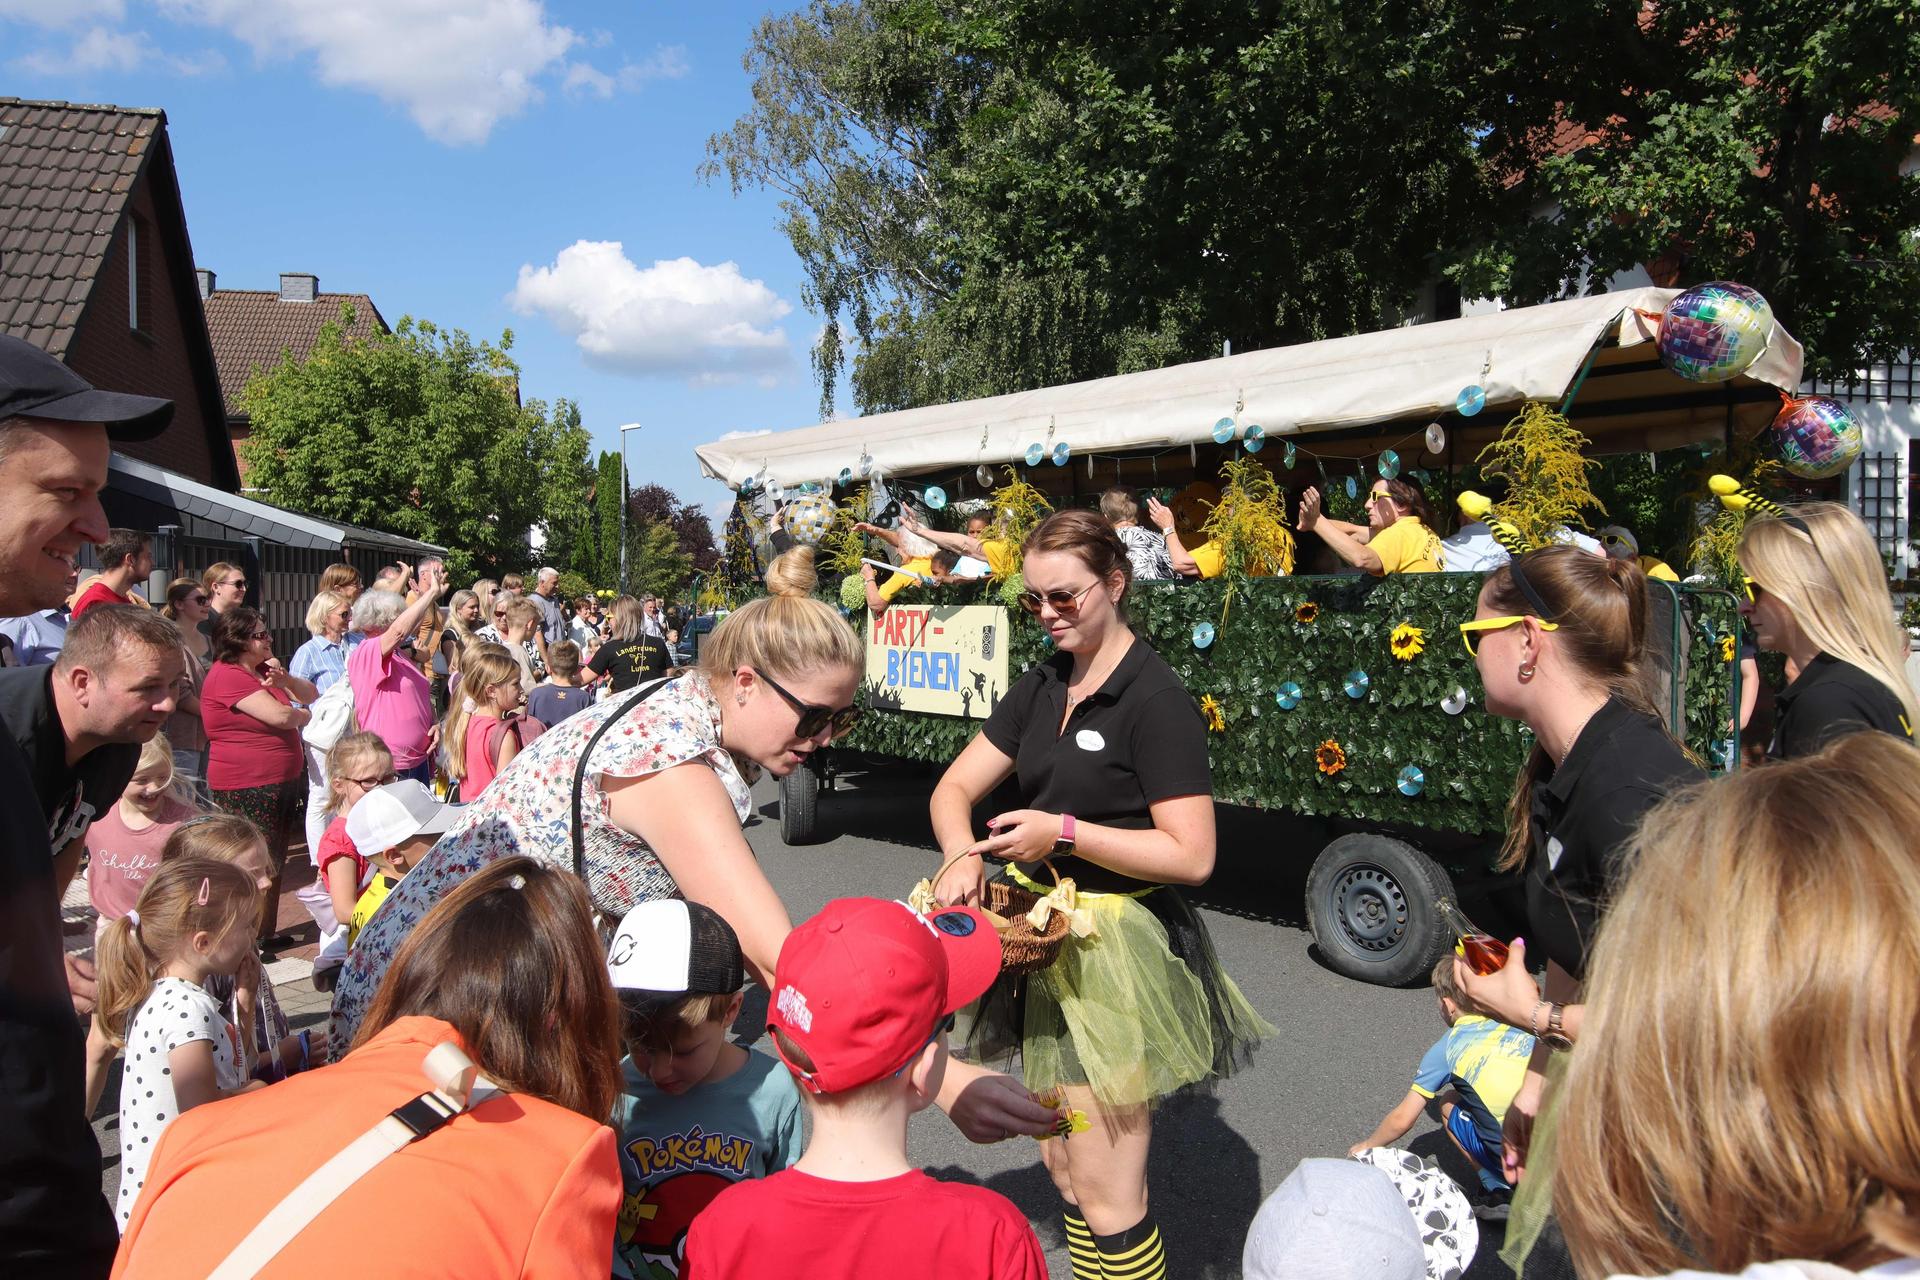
[0,334,173,440]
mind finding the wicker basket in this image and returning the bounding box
[925,851,1072,976]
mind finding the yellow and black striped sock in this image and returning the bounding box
[1063,1211,1101,1280]
[1093,1216,1167,1280]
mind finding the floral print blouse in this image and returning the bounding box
[327,674,756,1051]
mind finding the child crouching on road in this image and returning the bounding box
[606,899,803,1278]
[684,897,1047,1279]
[1351,955,1534,1217]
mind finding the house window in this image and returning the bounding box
[127,213,152,336]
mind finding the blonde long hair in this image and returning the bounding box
[698,546,860,683]
[1739,502,1918,730]
[442,644,522,783]
[95,858,259,1048]
[1556,731,1920,1276]
[325,732,394,819]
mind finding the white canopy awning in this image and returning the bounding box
[695,287,1804,490]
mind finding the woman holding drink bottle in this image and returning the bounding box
[1449,545,1700,1187]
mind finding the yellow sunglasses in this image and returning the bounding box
[1459,615,1559,657]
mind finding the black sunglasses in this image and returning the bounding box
[753,667,861,739]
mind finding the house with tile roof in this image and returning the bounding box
[199,271,388,483]
[0,98,238,489]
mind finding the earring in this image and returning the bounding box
[1518,662,1536,680]
[735,694,748,706]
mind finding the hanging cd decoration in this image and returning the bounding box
[857,451,875,479]
[1024,443,1046,467]
[924,486,947,510]
[1050,441,1071,466]
[1192,621,1216,649]
[1424,421,1447,454]
[1344,475,1359,500]
[1274,681,1303,711]
[1212,417,1238,445]
[767,480,785,503]
[1344,669,1370,699]
[1440,686,1470,715]
[1377,449,1401,480]
[976,464,996,488]
[1397,765,1427,797]
[1283,441,1297,469]
[738,474,757,495]
[836,467,853,487]
[1243,424,1266,453]
[1456,385,1487,417]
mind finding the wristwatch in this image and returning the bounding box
[1541,1003,1574,1052]
[1052,813,1077,856]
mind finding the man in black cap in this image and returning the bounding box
[0,333,172,1277]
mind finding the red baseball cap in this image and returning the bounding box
[768,897,1001,1094]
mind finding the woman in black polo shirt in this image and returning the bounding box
[1451,546,1702,1190]
[930,509,1270,1280]
[1737,502,1916,759]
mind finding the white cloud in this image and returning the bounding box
[8,23,223,75]
[158,0,578,145]
[510,241,794,383]
[0,0,124,27]
[717,428,773,441]
[563,44,689,100]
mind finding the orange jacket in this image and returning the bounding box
[112,1016,619,1279]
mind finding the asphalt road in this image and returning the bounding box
[744,759,1516,1279]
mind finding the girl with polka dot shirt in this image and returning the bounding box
[95,857,265,1229]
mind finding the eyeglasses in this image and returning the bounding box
[753,666,861,739]
[1015,581,1101,617]
[1459,615,1560,657]
[342,772,398,789]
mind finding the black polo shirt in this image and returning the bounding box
[1525,696,1703,981]
[0,683,119,1274]
[0,665,140,855]
[981,636,1211,893]
[1769,652,1914,760]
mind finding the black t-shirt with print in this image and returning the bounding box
[586,634,670,693]
[0,665,140,855]
[0,671,121,1274]
[1524,696,1703,980]
[1769,652,1914,760]
[981,636,1212,894]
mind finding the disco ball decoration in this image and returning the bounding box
[1656,282,1774,384]
[782,493,835,546]
[1766,395,1862,480]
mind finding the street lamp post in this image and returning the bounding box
[617,422,643,595]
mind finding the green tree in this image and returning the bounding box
[240,307,593,582]
[711,1,1919,411]
[627,519,693,601]
[578,449,625,588]
[1462,0,1920,379]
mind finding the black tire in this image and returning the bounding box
[779,760,822,845]
[1305,832,1456,986]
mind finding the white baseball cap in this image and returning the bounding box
[344,780,456,853]
[607,899,744,1000]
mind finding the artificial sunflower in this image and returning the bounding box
[1390,622,1426,662]
[1719,634,1736,663]
[1199,694,1226,733]
[1315,739,1347,776]
[1295,601,1320,624]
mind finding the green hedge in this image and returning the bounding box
[834,573,1735,836]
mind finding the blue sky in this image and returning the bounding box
[2,0,831,520]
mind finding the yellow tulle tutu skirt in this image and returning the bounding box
[961,869,1273,1112]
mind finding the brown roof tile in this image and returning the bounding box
[0,98,161,357]
[202,288,389,418]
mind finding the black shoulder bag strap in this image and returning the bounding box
[570,678,672,883]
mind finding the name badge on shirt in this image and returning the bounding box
[1545,835,1565,871]
[1074,729,1105,752]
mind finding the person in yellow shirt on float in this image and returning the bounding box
[1596,525,1679,581]
[1298,477,1445,574]
[1143,482,1231,578]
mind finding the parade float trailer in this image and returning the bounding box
[696,288,1806,986]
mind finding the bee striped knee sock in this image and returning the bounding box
[1063,1211,1101,1280]
[1093,1215,1166,1280]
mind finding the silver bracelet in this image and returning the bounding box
[1529,1000,1550,1038]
